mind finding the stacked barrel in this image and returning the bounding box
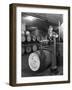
[22,30,41,55]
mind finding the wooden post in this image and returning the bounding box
[51,37,58,73]
[58,21,60,42]
[52,37,56,67]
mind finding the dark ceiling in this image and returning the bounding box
[22,13,63,26]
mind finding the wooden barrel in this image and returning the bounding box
[22,34,26,42]
[27,35,31,42]
[28,50,51,73]
[22,47,25,54]
[40,40,49,46]
[32,44,37,52]
[26,46,31,53]
[32,35,36,42]
[37,36,41,42]
[26,31,30,35]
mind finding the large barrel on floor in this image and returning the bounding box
[28,50,51,73]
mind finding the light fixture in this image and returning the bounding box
[25,16,36,21]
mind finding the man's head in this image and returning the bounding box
[48,25,53,32]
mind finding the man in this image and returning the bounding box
[48,25,58,74]
[48,25,58,40]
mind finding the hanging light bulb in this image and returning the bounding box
[25,16,36,21]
